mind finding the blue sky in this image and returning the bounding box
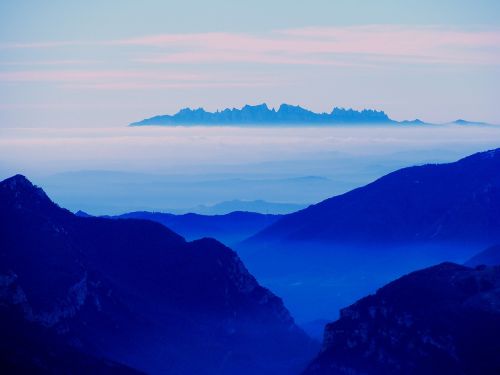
[0,0,499,127]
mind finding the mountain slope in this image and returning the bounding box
[236,148,500,321]
[248,148,500,245]
[0,175,316,375]
[465,244,500,267]
[303,262,500,375]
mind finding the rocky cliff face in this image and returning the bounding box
[303,262,500,375]
[0,272,143,374]
[0,175,316,375]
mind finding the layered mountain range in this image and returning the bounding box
[69,148,500,322]
[130,103,493,126]
[131,104,391,126]
[3,145,500,374]
[236,148,500,321]
[246,148,500,245]
[100,211,281,245]
[0,175,316,374]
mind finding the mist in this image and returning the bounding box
[1,124,499,214]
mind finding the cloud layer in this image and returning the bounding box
[1,25,499,89]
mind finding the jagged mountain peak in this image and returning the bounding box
[242,103,269,110]
[130,103,395,126]
[130,103,497,126]
[278,103,307,110]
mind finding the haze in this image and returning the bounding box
[1,124,499,214]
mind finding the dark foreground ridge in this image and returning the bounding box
[303,262,500,375]
[0,174,316,375]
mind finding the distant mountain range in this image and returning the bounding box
[39,170,316,216]
[236,148,500,321]
[188,199,306,215]
[130,103,495,126]
[0,175,316,374]
[86,210,282,245]
[303,262,500,375]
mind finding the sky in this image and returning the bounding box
[1,0,500,128]
[1,1,500,212]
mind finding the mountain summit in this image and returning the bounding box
[130,104,496,126]
[130,103,393,126]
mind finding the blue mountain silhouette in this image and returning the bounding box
[130,103,495,126]
[0,175,315,375]
[131,103,394,125]
[237,148,500,321]
[246,148,500,245]
[303,262,500,375]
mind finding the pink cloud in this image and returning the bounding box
[1,25,497,93]
[0,41,88,49]
[0,70,202,82]
[60,81,273,90]
[135,50,368,67]
[0,59,102,66]
[278,25,500,61]
[2,25,499,66]
[118,26,500,65]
